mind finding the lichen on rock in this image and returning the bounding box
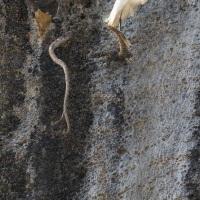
[34,8,52,41]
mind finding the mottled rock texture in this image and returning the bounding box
[0,0,199,199]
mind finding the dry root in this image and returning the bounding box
[49,31,73,134]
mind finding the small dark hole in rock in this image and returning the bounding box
[85,1,92,8]
[80,14,85,19]
[116,147,127,155]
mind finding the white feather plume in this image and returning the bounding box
[106,0,149,27]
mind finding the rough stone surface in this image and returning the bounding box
[0,0,199,199]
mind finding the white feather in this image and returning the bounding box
[106,0,149,27]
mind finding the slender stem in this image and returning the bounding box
[49,31,73,134]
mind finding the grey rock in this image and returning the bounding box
[0,0,199,199]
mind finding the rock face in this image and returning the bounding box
[0,0,199,199]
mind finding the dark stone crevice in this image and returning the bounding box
[23,1,99,198]
[0,1,32,198]
[185,90,200,200]
[1,0,31,134]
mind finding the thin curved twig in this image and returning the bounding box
[49,31,73,134]
[108,25,131,58]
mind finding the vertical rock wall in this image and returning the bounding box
[0,0,199,199]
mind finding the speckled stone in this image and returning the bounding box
[0,0,199,199]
